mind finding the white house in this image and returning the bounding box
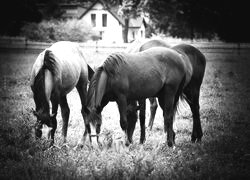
[78,0,146,43]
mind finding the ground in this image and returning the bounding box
[0,48,250,179]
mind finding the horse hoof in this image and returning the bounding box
[167,141,173,147]
[140,138,146,144]
[191,136,202,143]
[125,142,130,147]
[191,135,197,143]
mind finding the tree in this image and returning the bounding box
[118,0,142,43]
[143,0,250,42]
[215,0,250,42]
[0,0,42,36]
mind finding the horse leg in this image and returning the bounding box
[184,86,203,142]
[138,99,146,144]
[158,86,176,147]
[59,96,70,144]
[116,95,129,146]
[148,97,158,130]
[76,81,88,146]
[50,97,59,147]
[127,100,137,144]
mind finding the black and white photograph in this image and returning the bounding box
[0,0,249,179]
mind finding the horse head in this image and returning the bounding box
[32,109,56,139]
[84,106,103,147]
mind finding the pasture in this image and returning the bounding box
[0,47,250,179]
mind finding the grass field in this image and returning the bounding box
[0,48,250,179]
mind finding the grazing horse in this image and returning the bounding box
[125,39,171,142]
[84,46,197,147]
[30,41,94,147]
[126,40,206,145]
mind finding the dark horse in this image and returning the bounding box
[30,41,94,147]
[85,46,206,147]
[126,40,206,145]
[125,39,171,140]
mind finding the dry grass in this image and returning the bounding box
[0,48,250,179]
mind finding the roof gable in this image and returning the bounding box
[79,0,145,28]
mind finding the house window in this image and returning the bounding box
[102,14,107,27]
[141,30,144,37]
[91,14,96,27]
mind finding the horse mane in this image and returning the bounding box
[32,63,49,113]
[89,52,127,105]
[86,53,127,124]
[87,67,103,108]
[43,50,60,82]
[102,53,127,77]
[86,66,107,125]
[32,50,60,113]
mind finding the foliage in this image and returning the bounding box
[42,0,65,20]
[21,19,98,42]
[0,0,42,36]
[117,0,249,42]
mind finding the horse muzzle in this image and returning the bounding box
[35,128,42,139]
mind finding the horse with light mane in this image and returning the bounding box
[30,41,94,147]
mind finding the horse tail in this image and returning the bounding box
[174,74,187,117]
[87,64,95,81]
[95,69,108,107]
[43,50,60,82]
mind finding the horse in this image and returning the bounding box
[125,40,206,145]
[125,39,171,144]
[30,41,94,147]
[84,45,205,147]
[124,39,171,144]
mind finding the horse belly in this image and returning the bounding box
[60,66,81,95]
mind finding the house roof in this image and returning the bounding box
[78,0,146,28]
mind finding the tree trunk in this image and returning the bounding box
[123,18,129,43]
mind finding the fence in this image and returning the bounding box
[1,36,250,54]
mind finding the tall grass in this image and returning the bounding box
[0,49,250,179]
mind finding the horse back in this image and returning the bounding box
[48,41,89,85]
[105,48,187,99]
[139,39,170,51]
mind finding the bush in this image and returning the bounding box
[21,19,98,42]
